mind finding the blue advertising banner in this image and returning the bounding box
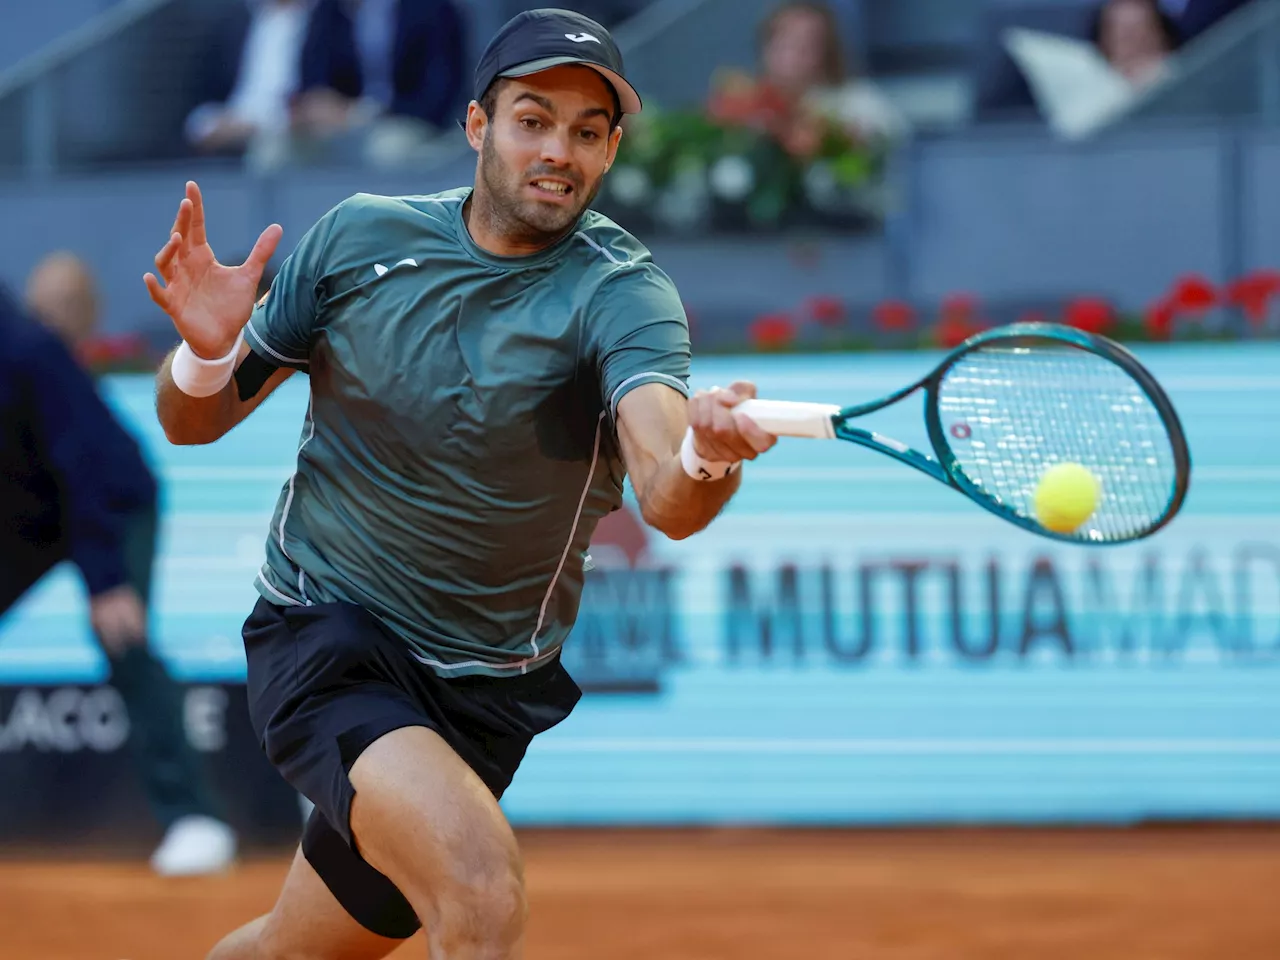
[2,344,1278,831]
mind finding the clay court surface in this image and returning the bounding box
[3,827,1279,959]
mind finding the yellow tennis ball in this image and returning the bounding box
[1034,462,1100,533]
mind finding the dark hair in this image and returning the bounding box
[758,0,849,86]
[479,74,623,131]
[1089,0,1182,53]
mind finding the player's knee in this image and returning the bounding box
[419,847,526,953]
[449,870,527,952]
[205,915,269,960]
[251,927,312,960]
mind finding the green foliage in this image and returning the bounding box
[602,107,885,232]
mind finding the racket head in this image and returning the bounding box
[921,323,1191,544]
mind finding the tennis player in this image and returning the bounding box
[147,9,775,959]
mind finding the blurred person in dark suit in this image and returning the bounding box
[185,0,315,157]
[2,254,236,875]
[290,0,466,160]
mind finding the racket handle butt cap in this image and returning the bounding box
[733,399,839,439]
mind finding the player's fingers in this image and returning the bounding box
[154,232,182,277]
[243,223,283,276]
[707,384,745,408]
[697,402,761,462]
[685,389,718,433]
[168,196,192,240]
[187,181,208,246]
[732,408,777,454]
[143,272,170,311]
[726,380,758,401]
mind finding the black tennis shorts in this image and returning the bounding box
[241,598,582,939]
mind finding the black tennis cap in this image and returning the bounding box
[474,8,642,116]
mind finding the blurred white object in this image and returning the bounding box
[1003,27,1162,139]
[150,815,237,877]
[607,165,652,206]
[709,155,755,202]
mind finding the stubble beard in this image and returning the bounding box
[477,136,605,248]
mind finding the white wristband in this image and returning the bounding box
[680,427,741,482]
[171,331,244,398]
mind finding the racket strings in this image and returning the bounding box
[937,346,1178,542]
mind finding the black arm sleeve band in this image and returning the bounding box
[235,350,279,402]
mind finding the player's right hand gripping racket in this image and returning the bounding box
[734,323,1191,544]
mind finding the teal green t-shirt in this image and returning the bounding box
[244,188,690,676]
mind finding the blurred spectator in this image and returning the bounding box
[7,255,237,876]
[708,0,907,159]
[998,0,1182,139]
[24,252,100,348]
[1091,0,1180,87]
[292,0,466,158]
[185,0,314,157]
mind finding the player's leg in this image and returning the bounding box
[346,725,529,959]
[207,845,404,960]
[240,597,580,959]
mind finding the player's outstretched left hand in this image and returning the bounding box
[687,381,777,463]
[143,180,282,360]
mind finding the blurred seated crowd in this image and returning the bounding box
[157,0,1262,230]
[181,0,645,169]
[185,0,467,169]
[179,0,906,176]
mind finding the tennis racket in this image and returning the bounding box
[733,322,1191,544]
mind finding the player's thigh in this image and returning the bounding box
[347,725,525,931]
[253,846,406,960]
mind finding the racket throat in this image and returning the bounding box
[868,432,910,455]
[838,424,950,484]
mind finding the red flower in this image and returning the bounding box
[872,300,915,332]
[1224,270,1280,326]
[934,317,977,349]
[707,78,790,132]
[940,293,979,323]
[749,313,797,349]
[1063,296,1115,334]
[1144,299,1176,340]
[79,334,146,367]
[1168,274,1217,314]
[805,296,846,327]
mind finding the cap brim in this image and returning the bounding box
[499,56,643,114]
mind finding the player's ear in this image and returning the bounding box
[605,124,623,170]
[464,101,487,152]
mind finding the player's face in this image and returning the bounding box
[475,67,623,241]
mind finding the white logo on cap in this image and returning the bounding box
[565,32,600,43]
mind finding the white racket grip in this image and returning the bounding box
[733,399,840,439]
